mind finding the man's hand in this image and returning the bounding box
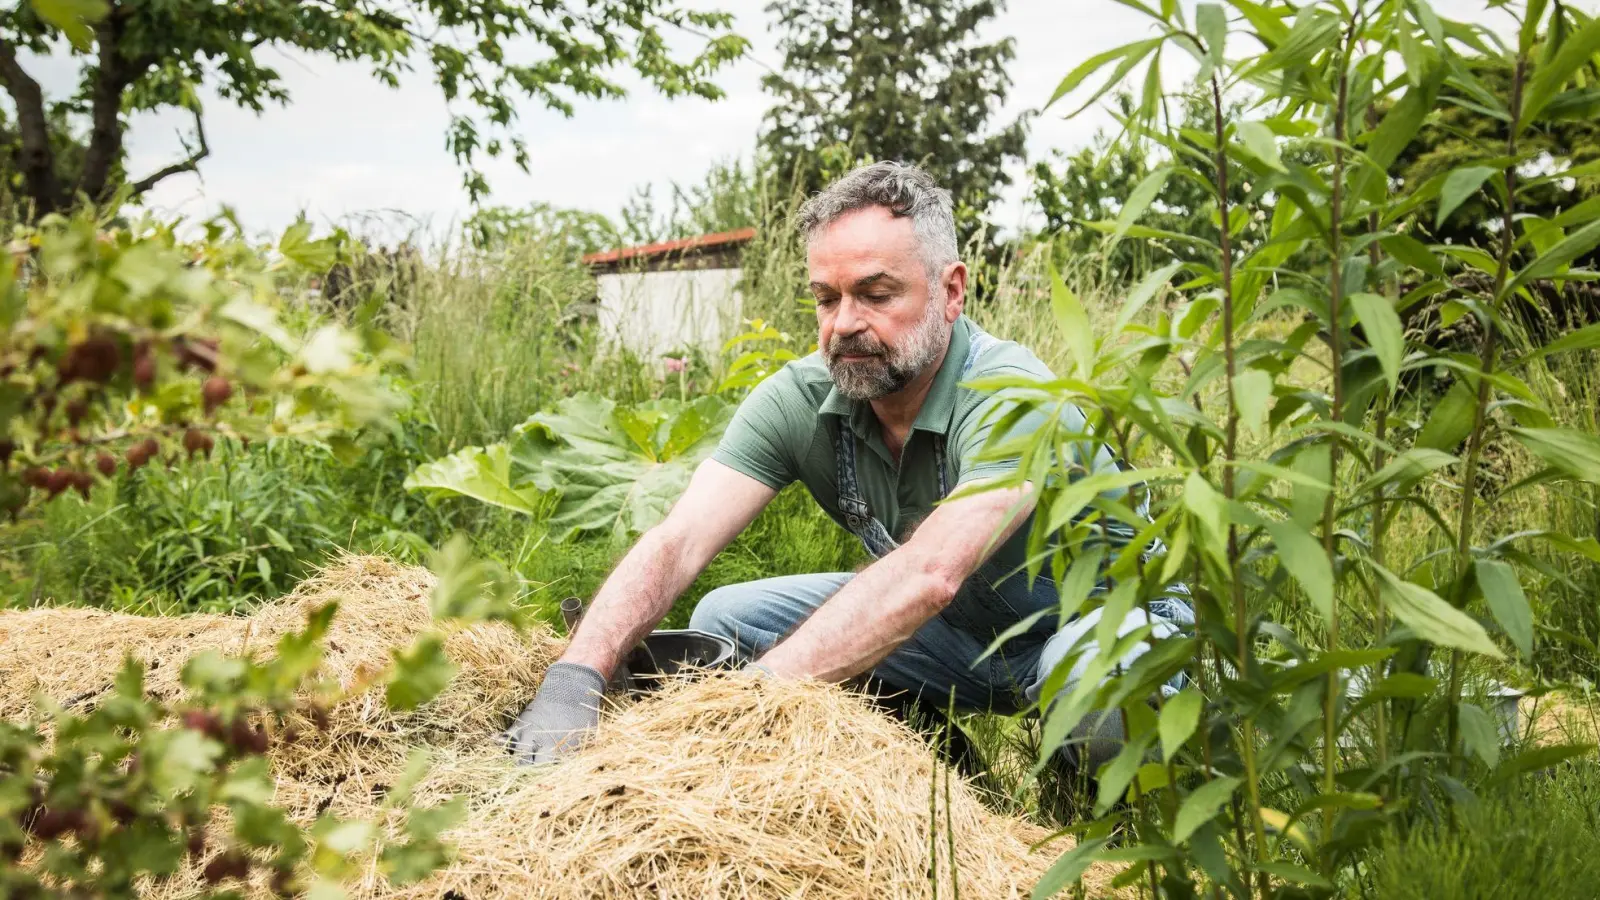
[504,662,607,764]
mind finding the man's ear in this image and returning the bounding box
[942,261,968,322]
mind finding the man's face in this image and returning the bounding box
[806,206,966,401]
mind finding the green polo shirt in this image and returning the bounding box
[711,316,1054,567]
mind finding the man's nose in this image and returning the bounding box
[832,295,866,336]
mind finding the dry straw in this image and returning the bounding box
[0,555,1120,899]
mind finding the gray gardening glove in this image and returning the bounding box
[504,662,607,765]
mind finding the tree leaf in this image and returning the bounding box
[1507,219,1600,297]
[1113,261,1184,336]
[1416,378,1477,452]
[1380,233,1444,276]
[28,0,107,51]
[1173,776,1241,844]
[1264,518,1334,623]
[1511,426,1600,484]
[1233,367,1272,435]
[1237,121,1285,172]
[1458,702,1501,768]
[1048,40,1152,109]
[1159,688,1203,761]
[1474,558,1533,659]
[1112,167,1176,244]
[1374,564,1504,659]
[1031,836,1110,899]
[1522,15,1600,127]
[1050,262,1095,379]
[1436,166,1497,229]
[386,635,457,711]
[1354,448,1459,495]
[1197,3,1227,72]
[1349,292,1404,395]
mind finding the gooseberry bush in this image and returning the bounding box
[990,1,1600,896]
[0,208,403,518]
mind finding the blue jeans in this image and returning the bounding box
[688,572,1184,715]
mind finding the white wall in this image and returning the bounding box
[595,267,744,362]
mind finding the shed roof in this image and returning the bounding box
[582,227,756,270]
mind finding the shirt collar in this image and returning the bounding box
[818,316,974,439]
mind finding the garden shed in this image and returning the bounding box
[583,227,755,361]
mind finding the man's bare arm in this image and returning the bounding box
[756,481,1036,681]
[560,460,777,678]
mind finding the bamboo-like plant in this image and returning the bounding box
[978,1,1600,895]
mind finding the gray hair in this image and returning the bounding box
[795,161,959,280]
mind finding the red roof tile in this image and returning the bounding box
[582,227,756,266]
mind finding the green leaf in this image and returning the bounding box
[1264,518,1334,623]
[1474,558,1532,659]
[1355,448,1459,495]
[1048,40,1150,108]
[1159,688,1203,760]
[1113,261,1184,336]
[1173,776,1240,844]
[1374,564,1504,659]
[1182,472,1230,569]
[1381,233,1445,276]
[385,635,457,711]
[1031,836,1110,899]
[1507,219,1600,297]
[1255,861,1332,889]
[1511,426,1600,484]
[1050,262,1094,379]
[1113,167,1176,244]
[1522,15,1600,128]
[279,221,339,272]
[507,393,733,540]
[1436,166,1497,228]
[1349,292,1405,395]
[1416,378,1477,452]
[1057,39,1164,119]
[1237,121,1285,172]
[1517,322,1600,364]
[404,442,545,515]
[28,0,107,50]
[1458,702,1501,768]
[1095,729,1156,815]
[1196,3,1227,72]
[1233,367,1272,435]
[1488,742,1597,785]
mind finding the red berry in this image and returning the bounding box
[202,376,232,415]
[70,470,92,500]
[65,397,88,426]
[44,468,71,499]
[183,428,213,460]
[132,352,156,389]
[95,452,117,477]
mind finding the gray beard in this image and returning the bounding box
[825,304,949,401]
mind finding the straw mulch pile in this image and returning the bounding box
[0,555,1119,899]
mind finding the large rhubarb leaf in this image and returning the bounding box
[405,392,732,541]
[402,441,545,515]
[512,393,733,541]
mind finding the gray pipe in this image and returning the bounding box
[557,596,633,694]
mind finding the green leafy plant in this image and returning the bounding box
[982,1,1600,896]
[0,536,524,899]
[717,317,808,395]
[405,392,732,541]
[0,208,403,520]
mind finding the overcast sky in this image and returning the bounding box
[28,0,1502,243]
[91,1,1171,242]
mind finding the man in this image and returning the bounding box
[506,161,1191,766]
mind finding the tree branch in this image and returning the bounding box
[126,108,208,196]
[78,12,131,204]
[0,37,62,215]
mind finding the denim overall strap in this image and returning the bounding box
[833,329,997,559]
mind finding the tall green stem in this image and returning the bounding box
[1210,72,1268,897]
[1319,10,1358,851]
[1446,53,1525,768]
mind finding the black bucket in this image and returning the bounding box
[622,629,739,692]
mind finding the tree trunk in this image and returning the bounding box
[0,40,62,216]
[78,13,130,205]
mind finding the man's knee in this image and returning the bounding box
[687,584,750,638]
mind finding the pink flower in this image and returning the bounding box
[663,357,687,374]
